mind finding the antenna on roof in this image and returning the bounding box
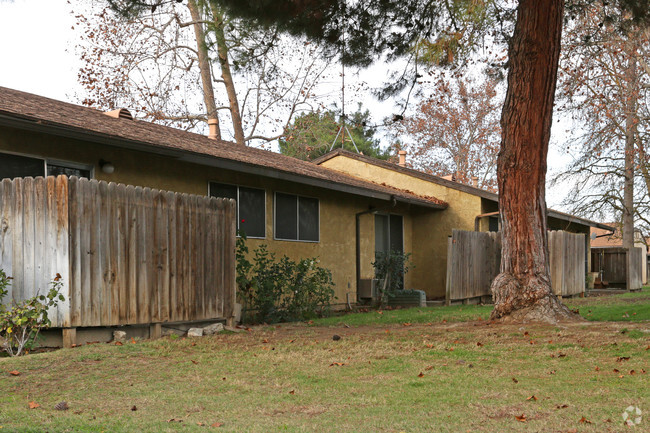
[330,3,360,154]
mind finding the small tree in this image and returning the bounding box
[0,271,65,357]
[372,250,413,307]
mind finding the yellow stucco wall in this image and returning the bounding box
[0,127,419,304]
[320,156,485,298]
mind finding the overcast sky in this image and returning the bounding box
[0,0,574,209]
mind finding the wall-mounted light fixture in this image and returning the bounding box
[99,159,115,174]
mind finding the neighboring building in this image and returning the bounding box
[590,225,648,285]
[315,149,612,298]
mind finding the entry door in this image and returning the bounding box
[375,214,404,288]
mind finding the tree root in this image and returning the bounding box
[490,272,581,324]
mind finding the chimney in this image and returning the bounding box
[208,118,220,140]
[471,176,479,187]
[442,174,456,182]
[398,150,407,167]
[103,108,133,120]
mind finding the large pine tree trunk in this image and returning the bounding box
[490,0,575,322]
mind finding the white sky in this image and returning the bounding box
[0,0,573,209]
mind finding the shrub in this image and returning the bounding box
[236,234,335,323]
[0,270,65,356]
[372,250,413,307]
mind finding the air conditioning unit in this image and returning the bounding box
[358,278,381,301]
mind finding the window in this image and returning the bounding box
[375,214,404,255]
[0,152,92,181]
[0,153,45,180]
[274,192,319,242]
[209,182,265,238]
[47,163,91,179]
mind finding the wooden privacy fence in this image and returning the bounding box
[446,229,586,303]
[591,247,643,290]
[0,176,236,328]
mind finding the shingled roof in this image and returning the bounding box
[0,87,446,210]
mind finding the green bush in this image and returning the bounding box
[236,234,335,323]
[0,270,65,356]
[372,250,413,307]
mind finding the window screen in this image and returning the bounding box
[275,193,319,242]
[209,182,265,238]
[389,215,404,253]
[275,193,298,240]
[47,164,91,179]
[238,187,265,238]
[0,152,44,180]
[298,197,319,241]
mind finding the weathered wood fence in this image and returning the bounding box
[591,247,643,290]
[446,229,586,303]
[0,176,236,328]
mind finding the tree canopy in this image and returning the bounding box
[279,108,390,161]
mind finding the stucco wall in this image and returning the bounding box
[320,156,483,298]
[0,126,420,304]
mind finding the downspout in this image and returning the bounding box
[474,211,500,231]
[355,197,397,302]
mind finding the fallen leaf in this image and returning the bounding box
[167,418,183,423]
[197,422,205,426]
[579,416,591,424]
[289,390,295,395]
[131,405,137,411]
[191,360,199,365]
[329,362,345,367]
[558,352,567,358]
[617,356,630,362]
[514,414,527,422]
[115,342,123,346]
[8,371,20,376]
[425,344,434,348]
[425,365,434,371]
[262,339,269,344]
[548,370,556,375]
[417,372,424,378]
[476,342,483,347]
[594,366,600,371]
[629,370,636,375]
[130,337,136,344]
[556,404,569,409]
[526,395,537,401]
[613,368,620,373]
[28,401,40,409]
[211,422,224,427]
[222,377,226,381]
[524,331,529,336]
[402,323,412,327]
[512,377,519,384]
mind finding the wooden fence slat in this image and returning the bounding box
[1,176,236,329]
[446,229,586,302]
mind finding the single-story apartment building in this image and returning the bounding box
[0,87,611,307]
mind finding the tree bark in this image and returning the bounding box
[622,48,637,251]
[187,0,221,140]
[490,0,575,323]
[209,1,246,146]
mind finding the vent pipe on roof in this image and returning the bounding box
[103,108,134,120]
[207,118,220,140]
[398,150,407,167]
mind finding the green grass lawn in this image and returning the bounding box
[1,289,649,433]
